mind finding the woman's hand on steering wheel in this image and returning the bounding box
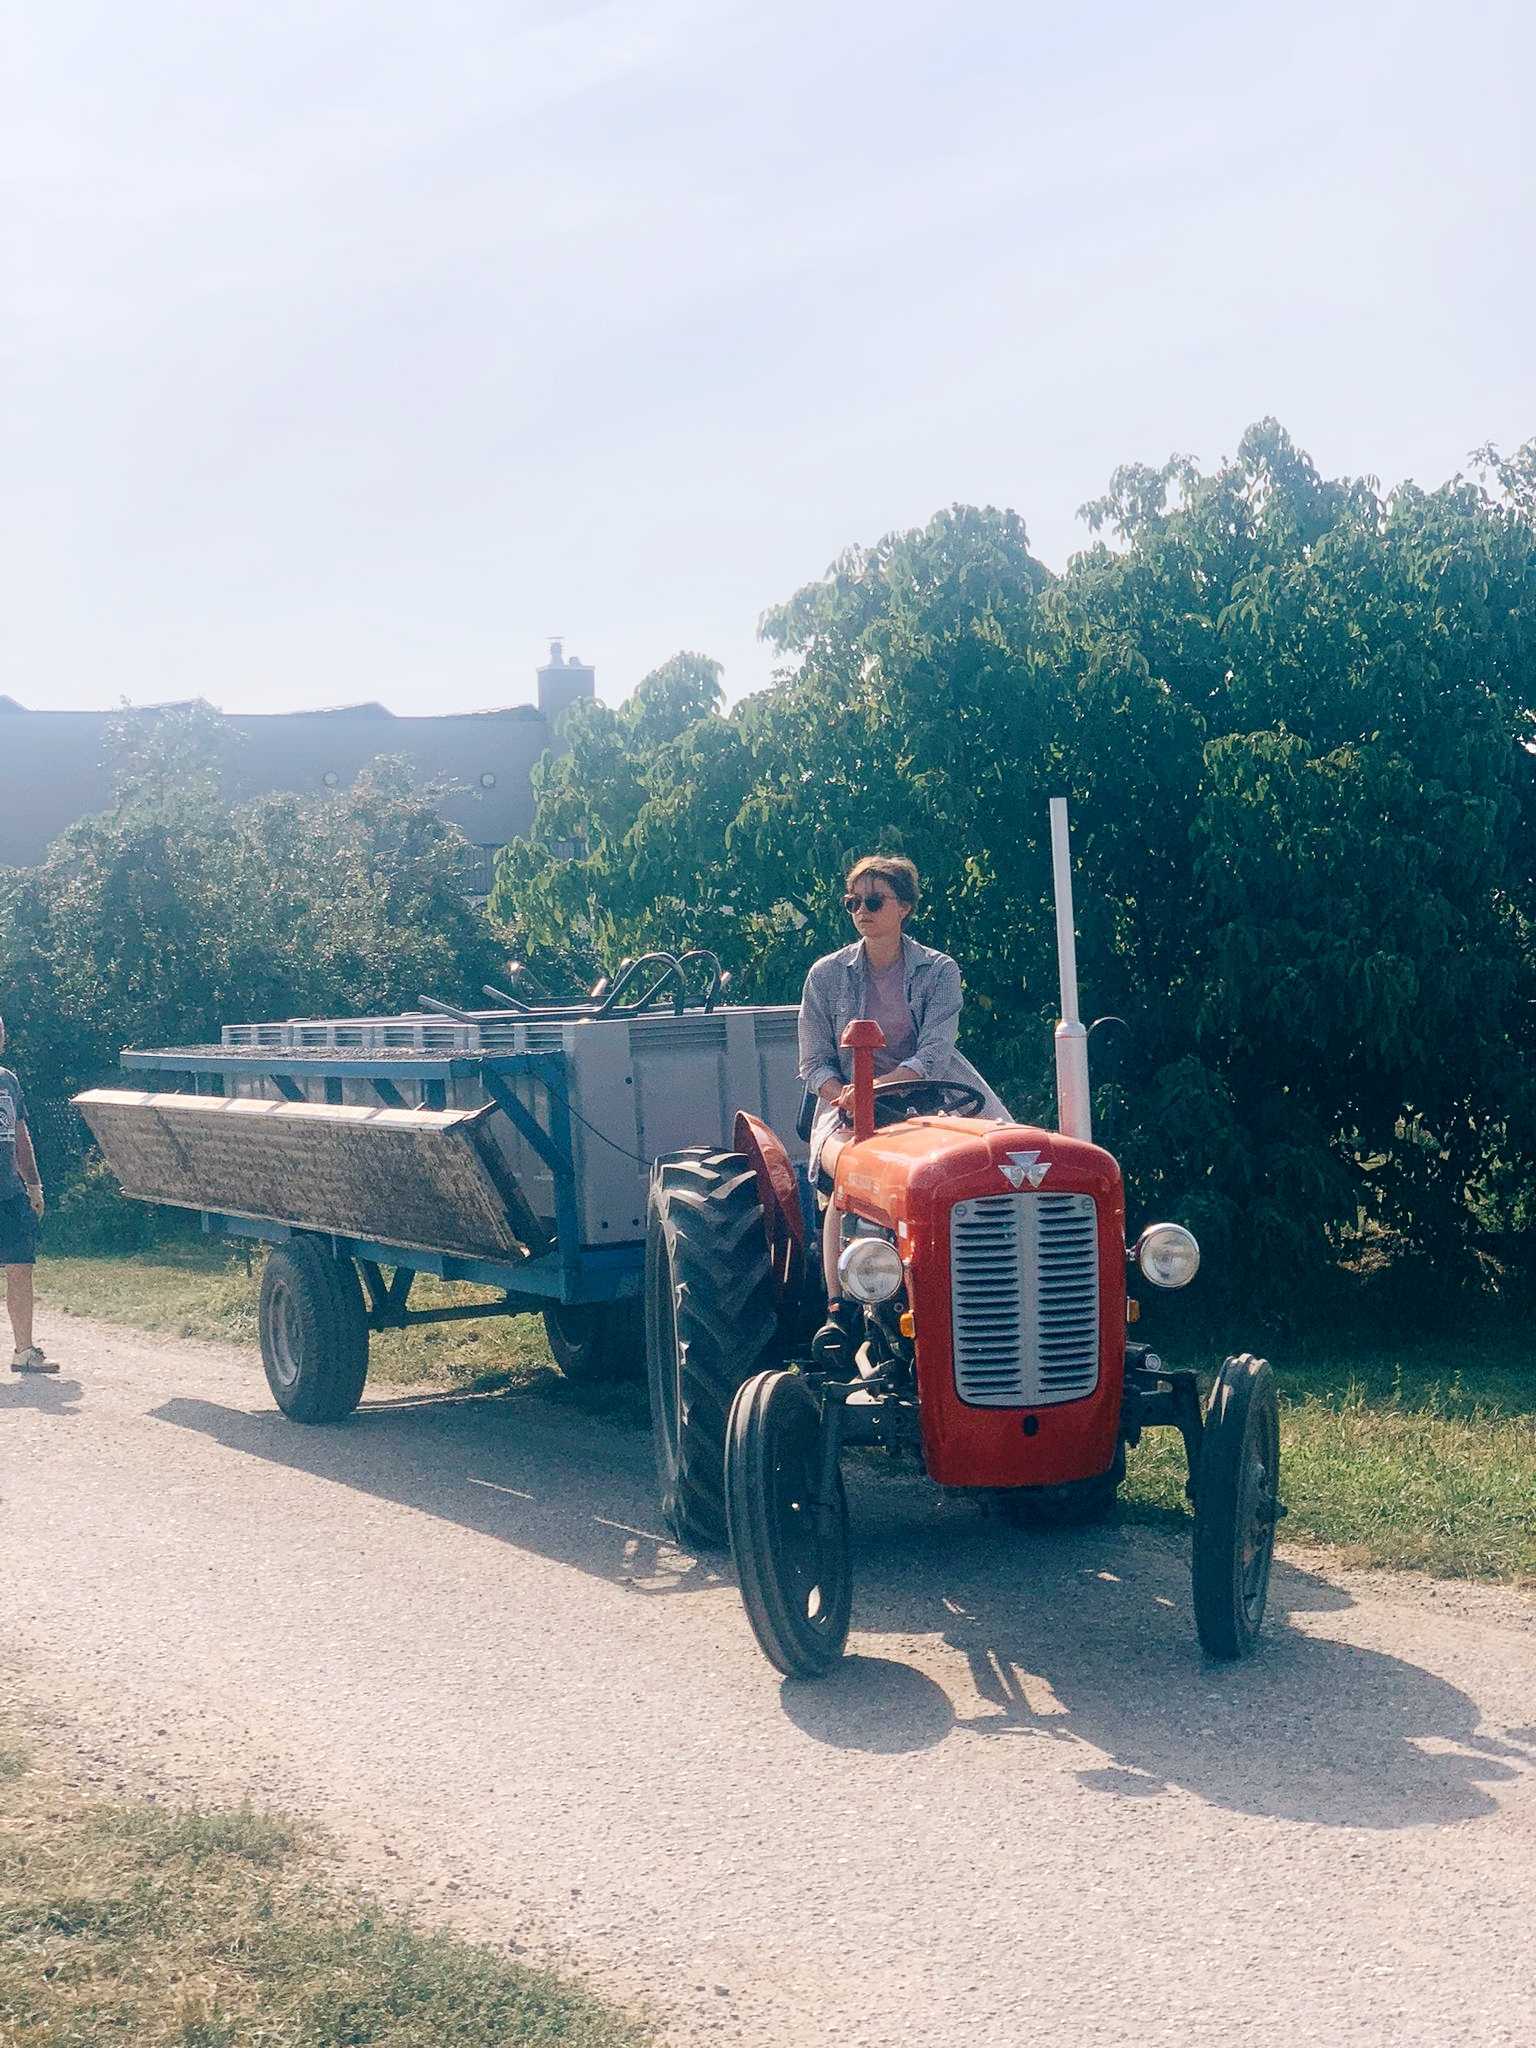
[835,1076,988,1125]
[834,1076,903,1117]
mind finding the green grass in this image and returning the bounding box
[1120,1323,1536,1583]
[0,1720,651,2047]
[35,1249,1536,1585]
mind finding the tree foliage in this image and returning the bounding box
[494,425,1535,1305]
[0,711,506,1163]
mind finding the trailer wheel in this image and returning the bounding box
[645,1148,780,1548]
[1192,1353,1281,1659]
[726,1369,851,1680]
[997,1444,1126,1528]
[259,1239,370,1424]
[542,1302,644,1384]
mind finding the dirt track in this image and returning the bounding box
[5,1309,1535,2046]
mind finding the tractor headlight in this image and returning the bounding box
[1135,1223,1201,1290]
[838,1235,904,1304]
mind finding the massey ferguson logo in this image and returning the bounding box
[1000,1150,1050,1190]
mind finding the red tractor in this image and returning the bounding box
[643,802,1283,1679]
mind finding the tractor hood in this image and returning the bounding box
[834,1117,1122,1230]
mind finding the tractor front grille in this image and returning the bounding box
[949,1192,1100,1406]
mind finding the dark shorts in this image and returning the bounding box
[0,1192,38,1267]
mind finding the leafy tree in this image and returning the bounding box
[1063,422,1534,1289]
[101,698,235,823]
[489,650,743,974]
[495,430,1535,1307]
[0,727,506,1184]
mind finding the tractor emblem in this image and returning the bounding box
[1001,1150,1050,1190]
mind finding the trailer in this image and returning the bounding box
[76,956,808,1416]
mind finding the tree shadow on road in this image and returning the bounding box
[152,1386,1534,1834]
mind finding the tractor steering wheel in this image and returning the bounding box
[870,1078,988,1126]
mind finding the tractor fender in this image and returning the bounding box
[733,1111,806,1303]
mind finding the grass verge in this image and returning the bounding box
[0,1717,650,2047]
[35,1245,558,1394]
[1123,1324,1536,1583]
[35,1249,1536,1585]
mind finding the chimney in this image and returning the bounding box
[536,638,596,734]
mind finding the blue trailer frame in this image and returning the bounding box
[117,1046,644,1331]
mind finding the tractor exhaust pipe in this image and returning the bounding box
[1049,797,1092,1142]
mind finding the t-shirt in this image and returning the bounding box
[866,960,917,1075]
[0,1067,28,1199]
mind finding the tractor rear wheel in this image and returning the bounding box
[645,1148,780,1549]
[726,1369,851,1679]
[543,1301,643,1384]
[1192,1353,1281,1658]
[258,1238,369,1424]
[996,1445,1125,1528]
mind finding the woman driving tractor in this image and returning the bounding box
[797,854,1008,1348]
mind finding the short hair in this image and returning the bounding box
[845,854,920,909]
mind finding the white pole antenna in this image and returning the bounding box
[1049,798,1092,1142]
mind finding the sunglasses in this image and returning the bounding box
[844,891,890,914]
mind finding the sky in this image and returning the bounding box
[4,0,1532,717]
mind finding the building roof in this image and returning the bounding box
[0,696,545,722]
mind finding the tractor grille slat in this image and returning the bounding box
[949,1192,1100,1407]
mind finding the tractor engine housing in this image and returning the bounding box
[835,1117,1126,1488]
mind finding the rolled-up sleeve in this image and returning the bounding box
[798,962,843,1095]
[905,956,964,1081]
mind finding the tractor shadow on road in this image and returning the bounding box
[781,1471,1535,1830]
[152,1384,729,1601]
[152,1387,1533,1834]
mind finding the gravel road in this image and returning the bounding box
[5,1309,1535,2046]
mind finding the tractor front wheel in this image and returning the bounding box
[1191,1353,1281,1658]
[726,1369,852,1680]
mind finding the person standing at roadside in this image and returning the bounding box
[0,1015,53,1373]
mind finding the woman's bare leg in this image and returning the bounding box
[822,1197,845,1305]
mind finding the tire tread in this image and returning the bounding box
[726,1369,851,1679]
[646,1150,780,1547]
[258,1238,368,1424]
[1192,1352,1279,1659]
